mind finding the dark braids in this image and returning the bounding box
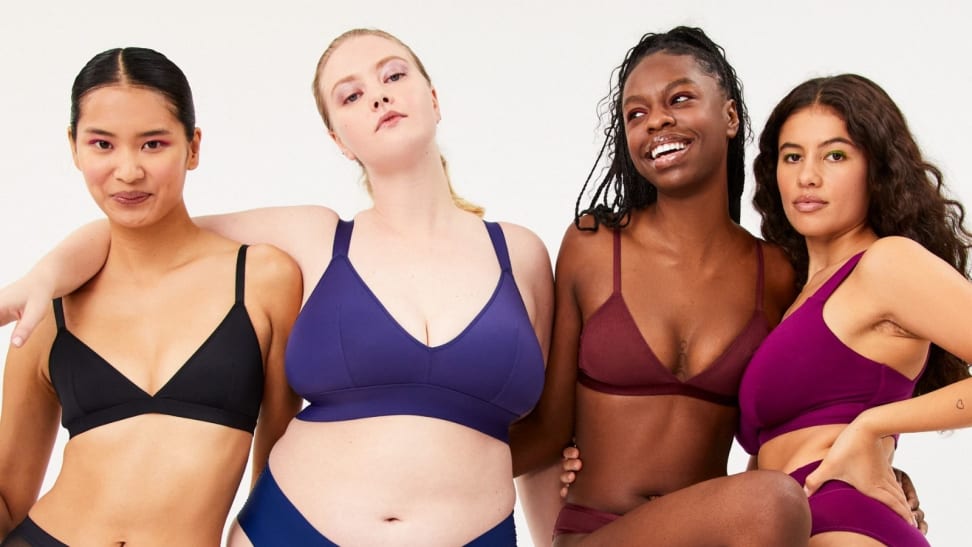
[575,26,749,230]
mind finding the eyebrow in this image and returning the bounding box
[330,55,409,95]
[623,77,697,108]
[778,136,856,151]
[82,128,174,138]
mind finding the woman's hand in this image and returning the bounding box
[895,467,928,534]
[0,277,53,347]
[804,418,915,526]
[560,445,582,498]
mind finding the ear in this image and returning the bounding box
[67,126,81,170]
[431,86,441,124]
[187,127,202,170]
[329,129,357,161]
[725,99,740,139]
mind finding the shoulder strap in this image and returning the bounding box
[816,251,866,301]
[235,245,249,303]
[484,221,512,272]
[754,240,765,311]
[612,229,622,293]
[332,219,353,258]
[52,298,66,329]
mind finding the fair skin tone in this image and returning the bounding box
[753,105,972,546]
[0,35,552,546]
[230,34,553,546]
[513,52,811,547]
[0,84,302,545]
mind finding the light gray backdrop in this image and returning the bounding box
[1,1,969,545]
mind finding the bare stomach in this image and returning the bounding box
[568,388,739,515]
[756,424,896,474]
[29,415,252,546]
[261,416,515,545]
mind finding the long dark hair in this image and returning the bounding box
[575,26,749,230]
[753,74,972,395]
[71,47,195,141]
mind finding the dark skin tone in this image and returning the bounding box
[513,52,811,546]
[561,213,795,512]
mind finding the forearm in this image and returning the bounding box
[857,378,972,437]
[31,220,110,297]
[509,411,572,477]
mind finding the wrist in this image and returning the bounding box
[853,408,892,439]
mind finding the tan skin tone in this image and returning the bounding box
[0,85,302,545]
[757,106,942,546]
[513,53,810,546]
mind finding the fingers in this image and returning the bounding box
[894,468,920,510]
[875,482,916,526]
[559,470,575,499]
[806,467,917,528]
[803,468,823,497]
[915,507,928,535]
[560,444,581,499]
[11,296,46,347]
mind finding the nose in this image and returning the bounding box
[114,150,144,184]
[372,95,391,110]
[797,157,821,187]
[645,105,675,132]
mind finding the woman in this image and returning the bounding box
[0,48,301,545]
[739,73,972,546]
[511,27,811,545]
[1,29,553,545]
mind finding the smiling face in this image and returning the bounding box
[70,85,199,228]
[622,52,739,196]
[316,34,440,169]
[776,105,869,239]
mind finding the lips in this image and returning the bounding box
[644,135,693,169]
[112,191,151,205]
[375,111,406,131]
[792,195,827,213]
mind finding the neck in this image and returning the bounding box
[644,179,738,253]
[365,144,459,233]
[804,222,879,278]
[104,203,205,278]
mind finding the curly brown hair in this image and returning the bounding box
[753,73,971,395]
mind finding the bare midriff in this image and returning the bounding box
[266,415,515,545]
[567,388,738,515]
[29,414,252,546]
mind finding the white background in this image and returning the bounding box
[1,1,969,545]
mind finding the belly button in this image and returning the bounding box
[383,516,401,523]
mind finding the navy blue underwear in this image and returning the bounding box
[237,466,517,546]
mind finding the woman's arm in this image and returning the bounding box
[0,205,339,346]
[805,236,972,519]
[0,221,110,347]
[510,224,584,477]
[245,245,304,484]
[0,309,61,536]
[194,206,338,280]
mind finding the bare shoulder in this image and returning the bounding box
[243,244,303,297]
[557,217,613,278]
[760,240,798,295]
[857,236,953,285]
[860,236,930,267]
[496,221,553,281]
